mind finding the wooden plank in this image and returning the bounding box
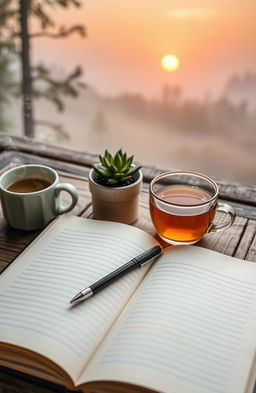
[198,215,248,257]
[234,220,256,260]
[216,178,256,206]
[0,151,17,169]
[246,232,256,262]
[223,199,256,220]
[0,249,19,270]
[0,212,39,271]
[0,134,98,168]
[0,150,91,177]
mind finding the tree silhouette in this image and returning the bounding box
[0,0,86,138]
[0,43,14,130]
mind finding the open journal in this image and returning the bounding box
[1,215,256,393]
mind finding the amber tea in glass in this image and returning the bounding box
[149,171,236,245]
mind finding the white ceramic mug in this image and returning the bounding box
[0,164,78,230]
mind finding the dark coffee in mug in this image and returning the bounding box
[7,177,52,193]
[0,164,78,230]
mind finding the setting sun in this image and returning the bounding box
[161,55,180,72]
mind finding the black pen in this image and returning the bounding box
[70,245,162,304]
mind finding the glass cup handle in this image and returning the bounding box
[210,202,236,233]
[54,183,78,215]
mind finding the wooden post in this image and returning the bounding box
[19,0,34,138]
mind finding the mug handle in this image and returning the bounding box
[209,202,236,233]
[54,183,78,215]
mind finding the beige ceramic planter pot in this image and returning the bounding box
[89,168,143,224]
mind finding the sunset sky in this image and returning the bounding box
[33,0,256,99]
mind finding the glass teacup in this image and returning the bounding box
[149,171,236,245]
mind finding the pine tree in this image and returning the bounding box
[0,0,86,138]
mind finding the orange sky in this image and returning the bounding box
[32,0,256,98]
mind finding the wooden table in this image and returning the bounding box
[0,134,256,392]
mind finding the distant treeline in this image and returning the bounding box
[107,92,255,136]
[225,72,256,99]
[105,73,256,136]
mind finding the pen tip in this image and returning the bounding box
[70,293,83,304]
[70,288,93,304]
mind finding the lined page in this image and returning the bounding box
[81,246,256,393]
[0,215,157,383]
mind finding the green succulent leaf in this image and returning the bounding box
[99,154,104,165]
[93,164,111,177]
[99,155,109,168]
[113,172,124,179]
[120,152,125,167]
[105,150,112,162]
[95,149,141,186]
[120,157,132,172]
[114,151,123,170]
[125,165,141,176]
[107,159,114,169]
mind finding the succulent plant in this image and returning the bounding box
[93,149,141,186]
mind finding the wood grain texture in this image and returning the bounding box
[246,230,256,262]
[0,134,98,168]
[0,150,90,178]
[0,205,39,271]
[234,220,256,260]
[198,216,248,256]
